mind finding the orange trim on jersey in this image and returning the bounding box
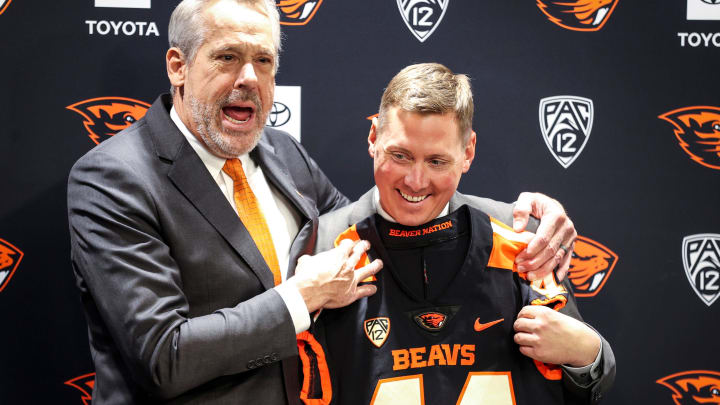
[334,224,375,281]
[370,374,425,405]
[456,372,517,405]
[297,331,332,405]
[487,218,531,271]
[533,360,563,381]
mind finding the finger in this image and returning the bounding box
[517,305,542,320]
[336,238,356,257]
[555,242,574,281]
[513,317,536,333]
[344,240,371,270]
[514,331,539,347]
[354,259,383,282]
[353,284,378,300]
[513,192,534,232]
[517,344,537,360]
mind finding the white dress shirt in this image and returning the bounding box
[170,107,310,334]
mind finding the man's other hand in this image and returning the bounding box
[512,192,577,281]
[513,305,601,367]
[291,239,383,313]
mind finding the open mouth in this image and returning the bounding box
[222,105,254,124]
[399,190,428,203]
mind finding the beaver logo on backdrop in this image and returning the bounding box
[536,0,619,31]
[659,106,720,170]
[539,96,594,168]
[568,236,618,297]
[0,239,23,293]
[67,97,151,145]
[397,0,449,43]
[688,0,720,20]
[0,0,13,16]
[657,370,720,405]
[65,373,95,405]
[682,234,720,306]
[276,0,323,26]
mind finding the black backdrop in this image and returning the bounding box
[1,1,719,403]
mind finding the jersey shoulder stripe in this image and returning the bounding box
[488,217,533,271]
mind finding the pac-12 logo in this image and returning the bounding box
[276,0,323,26]
[364,317,390,348]
[0,238,23,293]
[682,234,720,306]
[659,106,720,170]
[539,96,593,168]
[0,0,13,15]
[65,373,95,405]
[536,0,619,31]
[67,97,151,145]
[568,236,617,297]
[397,0,449,43]
[657,370,720,405]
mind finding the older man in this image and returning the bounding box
[68,1,579,403]
[304,63,615,404]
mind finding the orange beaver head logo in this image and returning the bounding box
[0,238,23,293]
[659,106,720,170]
[67,97,151,145]
[277,0,324,26]
[568,236,618,297]
[536,0,619,31]
[65,373,96,405]
[414,312,447,331]
[657,370,720,405]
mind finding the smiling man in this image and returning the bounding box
[304,63,615,404]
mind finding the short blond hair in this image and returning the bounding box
[377,63,473,142]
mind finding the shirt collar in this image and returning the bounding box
[372,188,449,223]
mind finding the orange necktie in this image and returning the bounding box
[223,158,282,286]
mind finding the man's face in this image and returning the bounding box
[369,106,475,226]
[177,0,276,158]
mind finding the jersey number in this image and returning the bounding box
[370,372,517,405]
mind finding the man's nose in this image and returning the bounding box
[234,62,258,89]
[404,164,429,191]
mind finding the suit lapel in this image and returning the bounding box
[147,95,275,290]
[349,188,378,225]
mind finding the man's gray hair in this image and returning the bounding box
[168,0,282,68]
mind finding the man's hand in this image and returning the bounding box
[513,305,601,367]
[291,239,383,313]
[512,192,577,281]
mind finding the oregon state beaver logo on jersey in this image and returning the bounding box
[0,238,23,293]
[67,97,151,145]
[65,373,96,405]
[657,370,720,405]
[568,236,618,297]
[276,0,323,26]
[536,0,619,32]
[659,106,720,170]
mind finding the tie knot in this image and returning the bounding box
[222,158,246,182]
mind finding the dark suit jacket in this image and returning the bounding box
[67,95,349,404]
[315,189,616,404]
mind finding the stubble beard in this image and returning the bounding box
[189,89,265,158]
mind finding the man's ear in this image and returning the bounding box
[166,47,187,89]
[368,116,379,158]
[462,130,477,173]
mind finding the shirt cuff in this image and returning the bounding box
[561,343,603,387]
[275,282,311,334]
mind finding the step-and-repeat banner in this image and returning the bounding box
[1,1,718,403]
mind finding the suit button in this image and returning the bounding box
[247,360,256,369]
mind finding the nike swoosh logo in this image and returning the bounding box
[474,318,504,332]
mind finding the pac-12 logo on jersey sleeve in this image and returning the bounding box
[539,96,594,168]
[568,236,617,297]
[397,0,449,43]
[67,97,151,145]
[659,106,720,170]
[536,0,619,32]
[657,370,720,405]
[65,373,96,405]
[682,234,720,306]
[0,238,23,293]
[276,0,323,26]
[364,317,390,348]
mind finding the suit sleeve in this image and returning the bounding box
[68,150,298,399]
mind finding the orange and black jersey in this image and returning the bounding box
[298,205,569,405]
